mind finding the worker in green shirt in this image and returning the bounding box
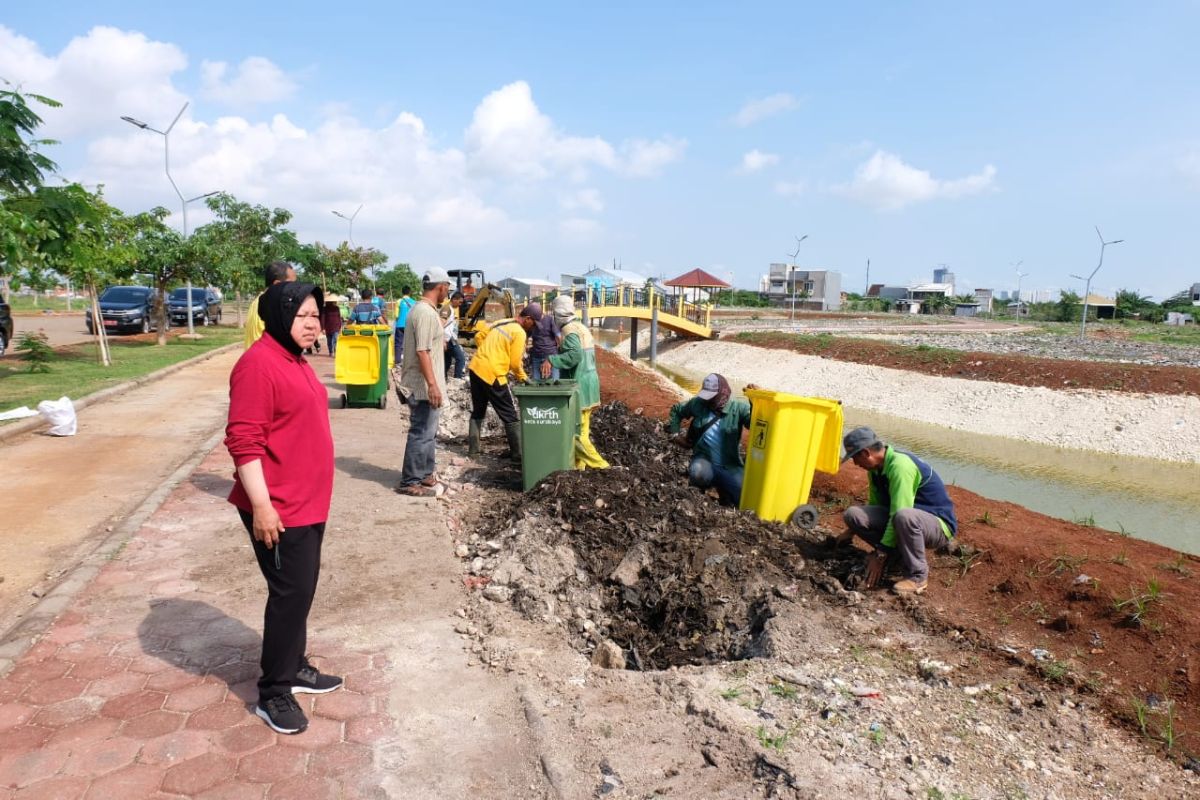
[841,426,958,596]
[667,374,752,506]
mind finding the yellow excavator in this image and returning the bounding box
[448,268,515,343]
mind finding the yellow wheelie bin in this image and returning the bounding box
[739,389,844,527]
[335,324,392,409]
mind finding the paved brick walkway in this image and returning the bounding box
[0,452,398,799]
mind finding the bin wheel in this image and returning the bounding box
[340,393,348,409]
[791,504,819,529]
[378,394,387,410]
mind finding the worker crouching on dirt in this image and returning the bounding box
[541,295,609,469]
[467,305,539,463]
[667,373,752,506]
[840,426,958,596]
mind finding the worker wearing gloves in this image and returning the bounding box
[840,426,958,596]
[667,373,752,506]
[467,305,540,463]
[540,295,609,469]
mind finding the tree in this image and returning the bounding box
[374,262,421,299]
[127,207,187,344]
[0,81,60,195]
[200,192,298,324]
[32,184,137,364]
[0,81,60,296]
[922,294,951,315]
[1114,288,1165,322]
[1057,290,1081,322]
[303,242,389,295]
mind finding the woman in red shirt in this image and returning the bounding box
[225,282,338,735]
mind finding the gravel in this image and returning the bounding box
[854,331,1200,367]
[657,340,1200,464]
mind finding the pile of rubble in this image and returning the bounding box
[464,402,842,669]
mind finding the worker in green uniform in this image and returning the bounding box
[841,426,958,596]
[667,373,752,506]
[541,295,609,469]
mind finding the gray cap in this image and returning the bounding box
[697,373,721,400]
[842,426,881,463]
[422,267,452,286]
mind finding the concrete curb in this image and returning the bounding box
[0,341,240,443]
[0,426,227,675]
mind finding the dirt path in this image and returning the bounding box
[5,313,92,350]
[0,348,241,623]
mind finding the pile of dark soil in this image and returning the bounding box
[479,402,819,669]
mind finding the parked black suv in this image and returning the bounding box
[86,286,156,335]
[0,292,12,356]
[168,287,222,327]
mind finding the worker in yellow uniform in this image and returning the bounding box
[467,304,540,463]
[243,261,297,349]
[542,295,608,469]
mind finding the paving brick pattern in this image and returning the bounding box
[0,453,398,798]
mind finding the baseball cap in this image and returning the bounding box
[422,267,452,286]
[696,373,722,401]
[842,426,881,463]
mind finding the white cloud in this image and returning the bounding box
[774,180,806,197]
[561,189,604,213]
[559,217,604,242]
[618,137,687,177]
[465,81,684,180]
[1177,149,1200,185]
[835,150,997,210]
[732,93,797,127]
[201,57,296,106]
[0,25,188,138]
[740,149,779,173]
[2,26,682,253]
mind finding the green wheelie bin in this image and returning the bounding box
[512,380,579,491]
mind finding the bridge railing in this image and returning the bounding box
[582,285,712,330]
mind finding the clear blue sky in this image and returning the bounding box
[3,1,1197,299]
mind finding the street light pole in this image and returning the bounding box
[331,205,363,247]
[1073,226,1124,340]
[122,103,209,337]
[1013,260,1027,324]
[788,234,809,324]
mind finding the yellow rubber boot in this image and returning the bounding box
[574,408,610,470]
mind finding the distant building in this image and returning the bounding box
[972,288,994,313]
[497,277,558,301]
[1166,311,1194,326]
[760,263,842,310]
[1191,282,1200,305]
[932,267,956,292]
[1077,293,1117,320]
[582,266,651,288]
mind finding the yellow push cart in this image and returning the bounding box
[739,389,844,528]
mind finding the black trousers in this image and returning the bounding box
[239,510,325,702]
[469,371,519,425]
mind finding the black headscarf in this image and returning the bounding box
[259,281,323,356]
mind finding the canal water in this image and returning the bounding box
[644,359,1200,555]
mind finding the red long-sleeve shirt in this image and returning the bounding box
[225,334,334,526]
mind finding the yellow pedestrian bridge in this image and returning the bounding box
[578,285,715,339]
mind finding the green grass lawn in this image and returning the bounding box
[6,296,79,314]
[0,328,240,415]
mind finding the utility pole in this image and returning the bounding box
[865,258,870,295]
[1013,260,1026,324]
[788,234,808,323]
[1073,227,1124,340]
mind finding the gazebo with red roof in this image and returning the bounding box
[664,268,731,311]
